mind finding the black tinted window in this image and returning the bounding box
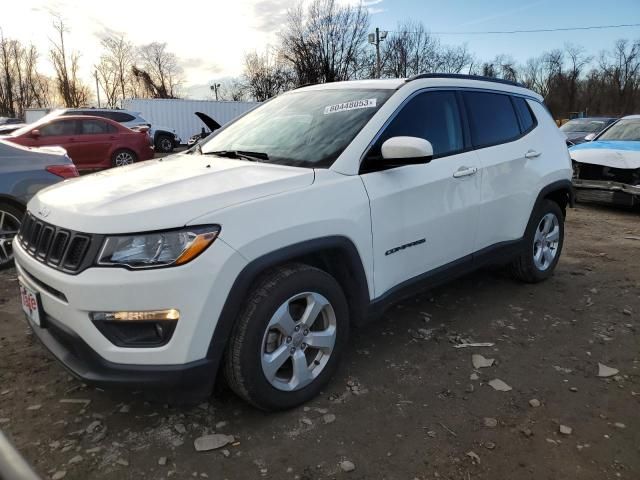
[110,112,135,122]
[512,97,536,133]
[463,92,521,147]
[81,119,115,134]
[367,91,464,161]
[40,120,76,136]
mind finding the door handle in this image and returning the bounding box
[525,150,541,159]
[68,138,75,142]
[109,136,116,140]
[453,166,478,178]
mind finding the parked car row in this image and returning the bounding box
[3,115,154,170]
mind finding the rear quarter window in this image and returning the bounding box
[512,97,536,134]
[463,91,521,148]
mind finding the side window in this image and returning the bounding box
[512,97,536,134]
[40,120,77,137]
[80,119,113,134]
[366,91,464,163]
[463,92,521,147]
[111,112,135,122]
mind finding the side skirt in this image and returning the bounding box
[364,238,524,322]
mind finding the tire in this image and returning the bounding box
[111,149,137,168]
[155,135,174,153]
[0,203,24,271]
[511,199,565,283]
[224,263,349,411]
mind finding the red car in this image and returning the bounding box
[5,115,154,170]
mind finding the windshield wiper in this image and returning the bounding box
[207,150,269,162]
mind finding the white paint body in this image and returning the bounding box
[15,77,571,367]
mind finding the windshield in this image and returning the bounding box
[560,119,607,133]
[9,110,66,136]
[200,88,394,168]
[598,119,640,141]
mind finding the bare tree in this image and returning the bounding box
[242,51,293,101]
[49,17,90,107]
[599,39,640,114]
[381,21,440,78]
[133,42,183,98]
[279,0,369,85]
[436,44,474,74]
[0,33,52,117]
[95,34,135,107]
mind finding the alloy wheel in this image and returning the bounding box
[0,210,21,267]
[115,152,134,166]
[260,292,337,392]
[533,212,560,271]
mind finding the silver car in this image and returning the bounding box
[0,140,78,269]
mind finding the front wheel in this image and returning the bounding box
[511,199,565,283]
[224,263,349,411]
[0,203,24,271]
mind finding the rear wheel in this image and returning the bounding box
[0,203,23,270]
[224,263,349,411]
[511,199,564,283]
[111,149,137,168]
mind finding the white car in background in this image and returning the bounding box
[39,108,181,153]
[14,74,572,411]
[570,115,640,207]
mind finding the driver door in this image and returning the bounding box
[359,90,482,297]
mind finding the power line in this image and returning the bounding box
[386,23,640,36]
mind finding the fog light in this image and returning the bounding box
[93,309,180,322]
[91,309,179,348]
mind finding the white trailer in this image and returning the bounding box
[123,98,260,145]
[25,108,52,124]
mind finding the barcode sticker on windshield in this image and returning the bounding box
[324,98,377,115]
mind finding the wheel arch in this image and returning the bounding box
[0,194,26,213]
[205,236,370,376]
[534,179,574,218]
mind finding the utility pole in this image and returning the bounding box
[95,70,101,108]
[368,28,388,78]
[210,83,221,101]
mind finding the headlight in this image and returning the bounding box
[97,225,220,269]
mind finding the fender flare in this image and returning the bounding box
[204,236,370,373]
[533,179,575,211]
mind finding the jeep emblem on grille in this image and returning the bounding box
[38,207,51,218]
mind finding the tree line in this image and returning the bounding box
[1,2,639,120]
[0,16,184,118]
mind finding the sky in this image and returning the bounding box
[1,0,638,99]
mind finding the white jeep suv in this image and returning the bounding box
[14,75,572,410]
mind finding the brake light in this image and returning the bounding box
[46,164,79,179]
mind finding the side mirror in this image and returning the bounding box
[380,136,433,167]
[31,129,41,138]
[584,133,596,142]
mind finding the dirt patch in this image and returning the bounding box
[0,205,638,479]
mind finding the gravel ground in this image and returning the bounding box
[0,204,639,480]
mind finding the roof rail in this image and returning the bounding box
[406,73,524,88]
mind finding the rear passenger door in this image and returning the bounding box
[75,119,116,168]
[462,91,539,251]
[360,90,482,297]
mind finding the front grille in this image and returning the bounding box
[18,213,97,274]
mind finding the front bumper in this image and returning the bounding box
[28,310,214,393]
[573,178,640,206]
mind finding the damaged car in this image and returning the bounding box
[570,115,640,207]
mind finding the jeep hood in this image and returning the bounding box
[569,141,640,169]
[29,154,314,233]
